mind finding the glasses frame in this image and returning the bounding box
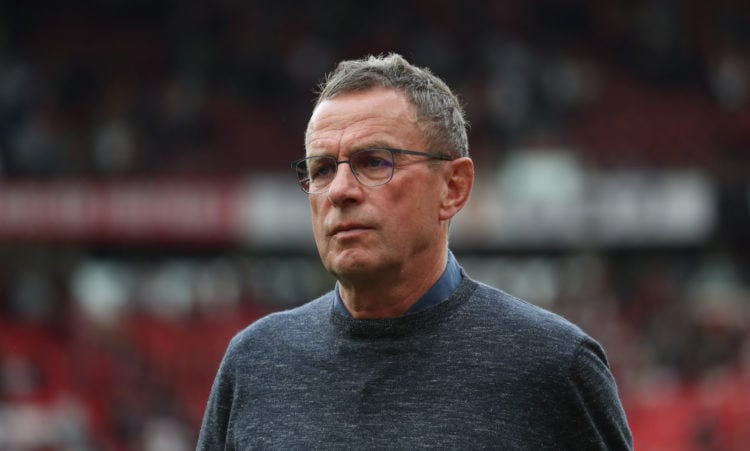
[291,147,454,194]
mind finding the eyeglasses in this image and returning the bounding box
[292,148,453,194]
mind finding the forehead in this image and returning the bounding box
[305,88,424,154]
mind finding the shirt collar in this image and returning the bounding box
[333,251,463,317]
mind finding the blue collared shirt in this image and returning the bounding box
[333,252,463,317]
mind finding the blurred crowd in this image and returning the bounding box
[1,0,750,449]
[1,0,750,177]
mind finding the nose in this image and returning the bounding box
[326,161,363,206]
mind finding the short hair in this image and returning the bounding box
[311,53,469,158]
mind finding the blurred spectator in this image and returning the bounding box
[92,117,137,175]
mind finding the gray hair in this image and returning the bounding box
[312,53,469,158]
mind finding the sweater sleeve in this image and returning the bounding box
[196,339,238,451]
[566,337,633,450]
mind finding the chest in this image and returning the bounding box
[226,339,564,449]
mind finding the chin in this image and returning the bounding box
[324,250,377,279]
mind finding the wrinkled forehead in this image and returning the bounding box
[304,88,424,156]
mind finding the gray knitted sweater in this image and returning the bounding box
[197,276,633,450]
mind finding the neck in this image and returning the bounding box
[338,247,449,319]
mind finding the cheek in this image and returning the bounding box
[386,187,437,232]
[309,203,327,240]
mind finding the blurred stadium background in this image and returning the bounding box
[0,0,749,449]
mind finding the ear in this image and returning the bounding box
[439,157,474,221]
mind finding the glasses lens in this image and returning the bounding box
[296,156,337,193]
[350,149,394,186]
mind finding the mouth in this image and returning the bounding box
[328,223,373,237]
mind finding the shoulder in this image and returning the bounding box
[461,279,632,443]
[462,278,589,343]
[453,277,608,376]
[225,292,334,356]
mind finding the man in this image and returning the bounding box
[197,53,633,449]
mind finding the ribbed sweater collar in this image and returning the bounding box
[328,276,477,339]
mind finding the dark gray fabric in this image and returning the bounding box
[197,276,633,450]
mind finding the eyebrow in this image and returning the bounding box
[306,141,402,157]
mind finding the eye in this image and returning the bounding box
[308,158,336,178]
[363,156,389,168]
[354,150,393,172]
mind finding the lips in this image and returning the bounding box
[328,223,372,237]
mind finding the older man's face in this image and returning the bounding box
[304,88,448,286]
